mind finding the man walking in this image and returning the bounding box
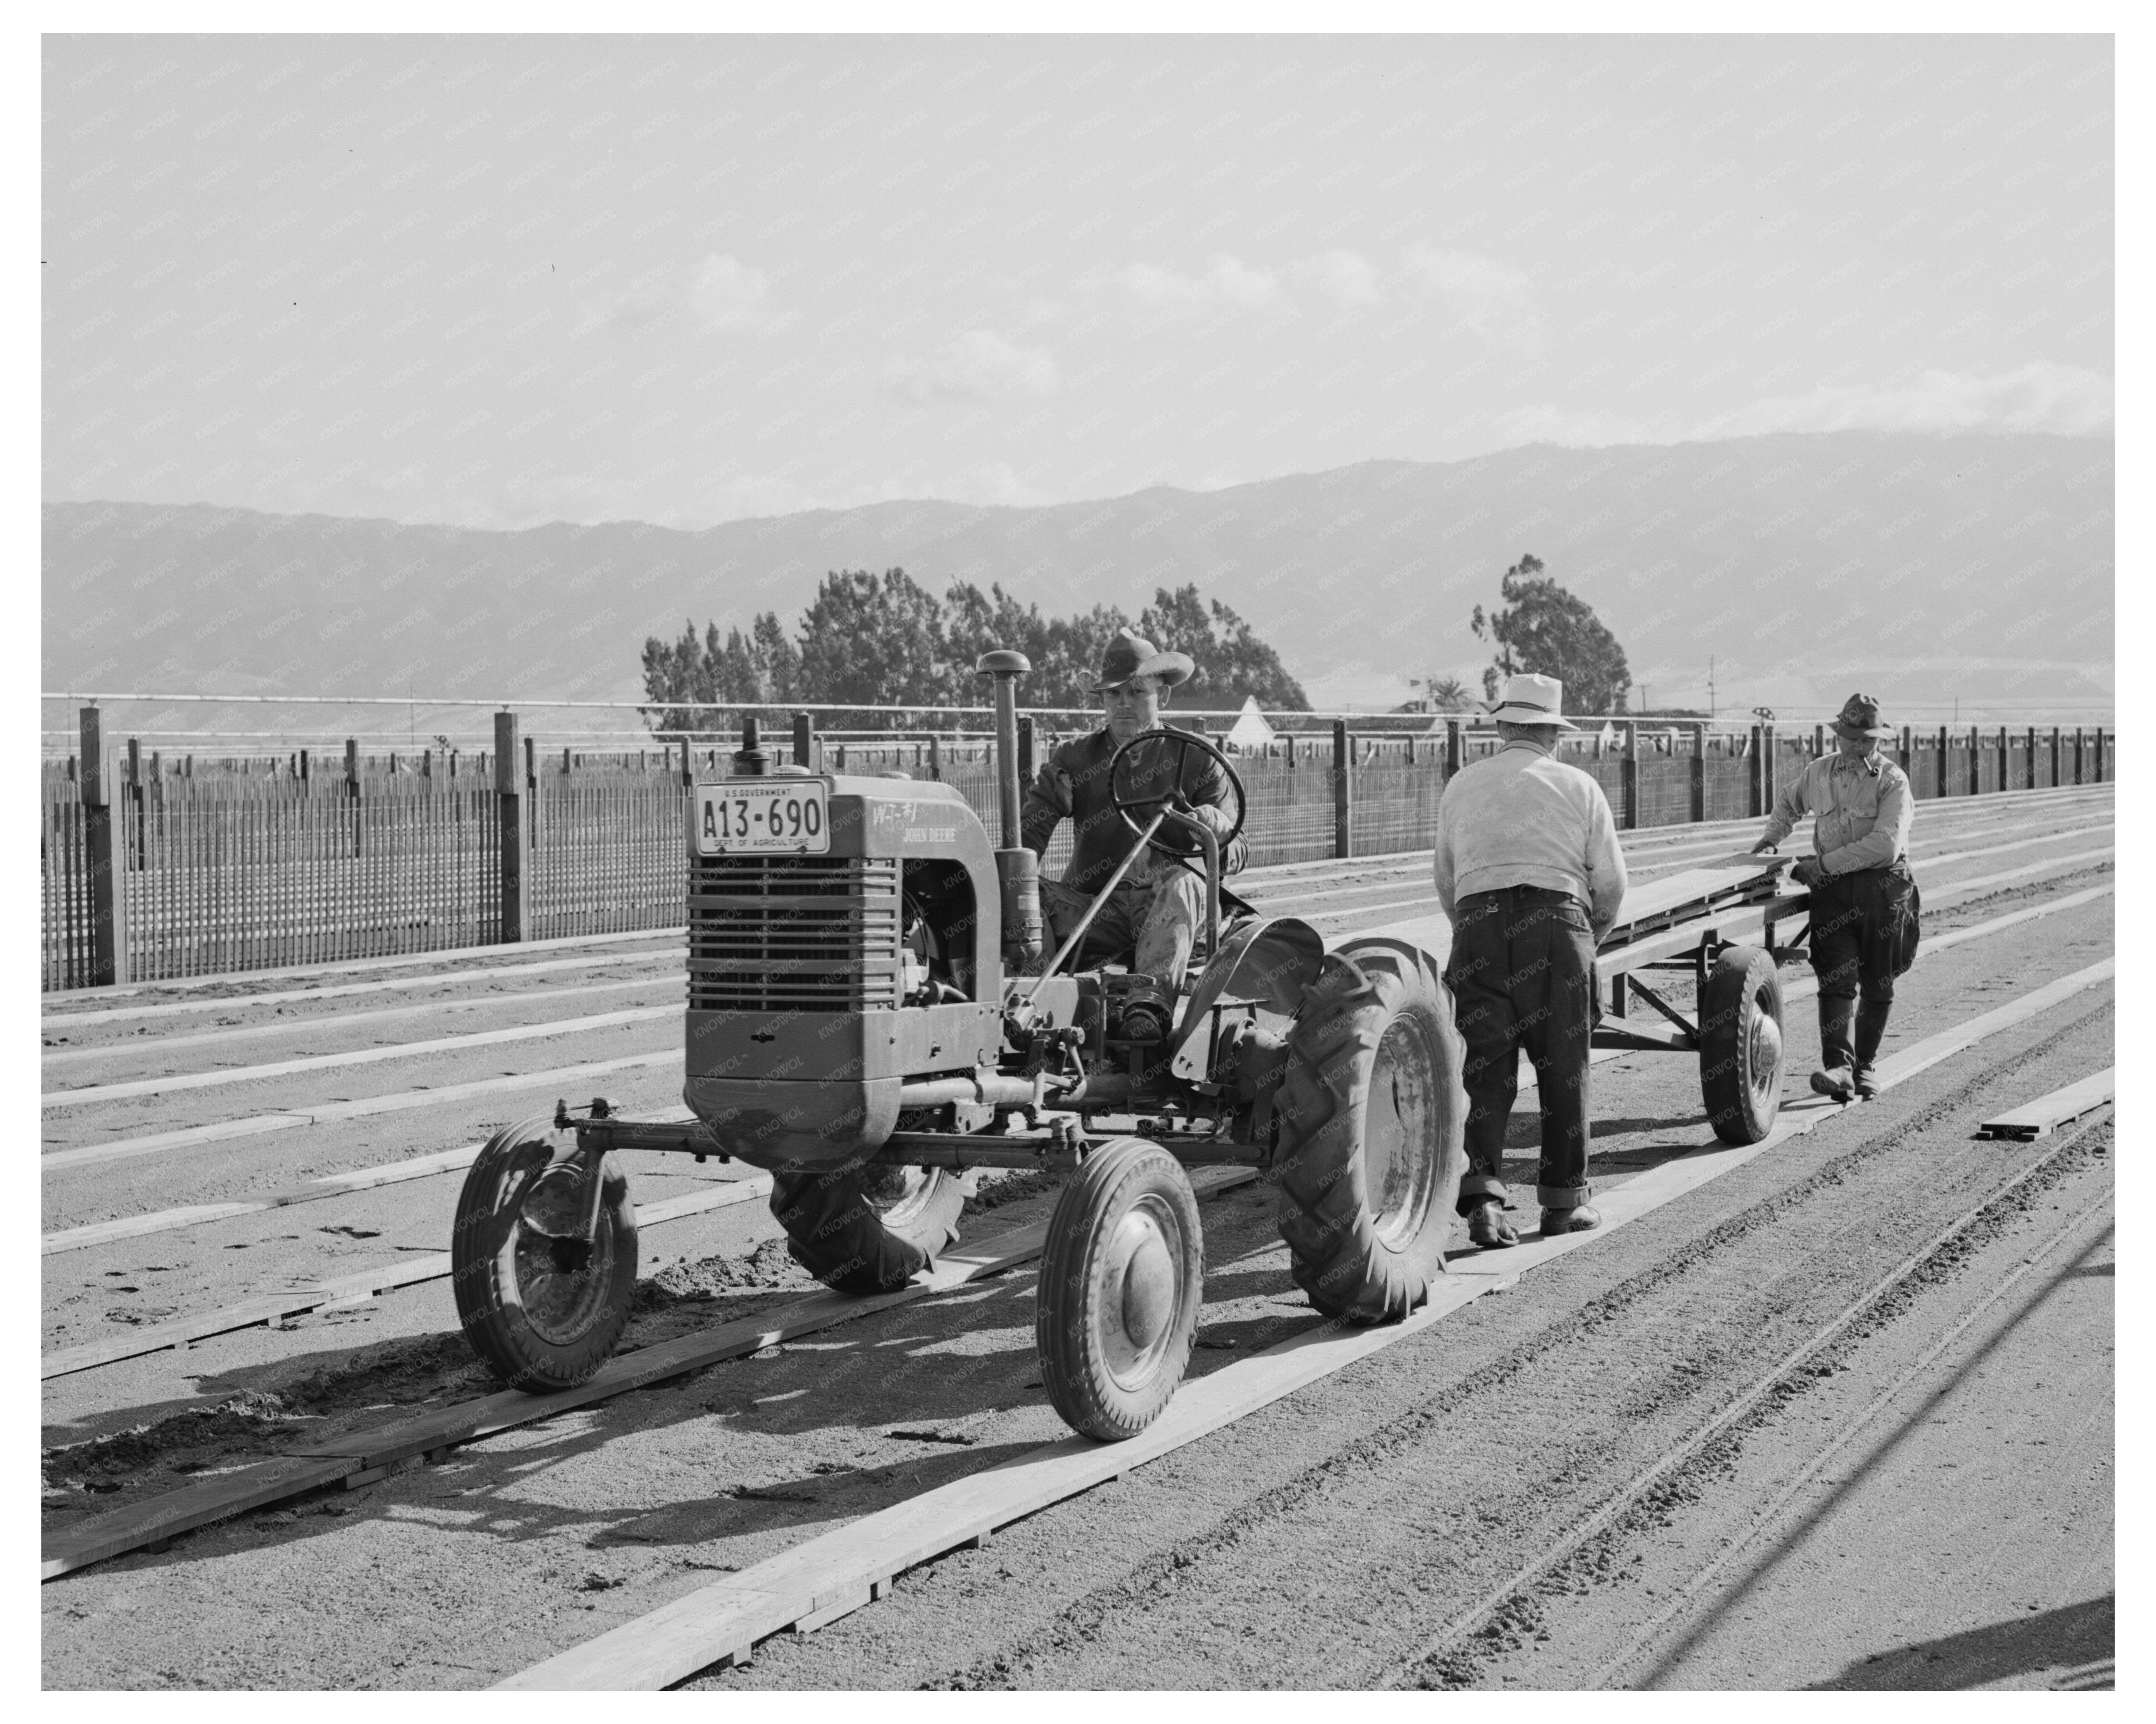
[1750,693,1918,1101]
[1434,673,1628,1248]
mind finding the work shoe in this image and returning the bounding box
[1540,1205,1601,1236]
[1465,1200,1519,1250]
[1851,1065,1880,1100]
[1810,1067,1856,1103]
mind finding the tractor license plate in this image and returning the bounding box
[695,780,831,854]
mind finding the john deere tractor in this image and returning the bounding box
[450,651,1468,1439]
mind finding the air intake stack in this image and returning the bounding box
[976,649,1042,967]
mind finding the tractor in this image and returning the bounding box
[448,650,1470,1439]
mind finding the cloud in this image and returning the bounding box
[1488,404,1659,448]
[881,330,1060,403]
[577,253,791,338]
[1401,245,1540,346]
[1296,248,1386,310]
[1113,254,1282,315]
[1692,364,2114,439]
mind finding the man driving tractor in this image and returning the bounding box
[1020,628,1249,1036]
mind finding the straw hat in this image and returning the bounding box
[1484,672,1579,730]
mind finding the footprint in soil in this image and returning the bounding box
[319,1225,383,1239]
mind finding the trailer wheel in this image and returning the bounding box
[1035,1138,1204,1441]
[1699,944,1785,1144]
[1274,939,1467,1323]
[769,1161,965,1295]
[452,1116,638,1392]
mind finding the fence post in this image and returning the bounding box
[1445,719,1461,778]
[929,734,942,782]
[1619,720,1638,830]
[792,711,818,774]
[1017,714,1035,787]
[2073,726,2084,785]
[495,711,531,944]
[1689,724,1706,824]
[1813,722,1824,760]
[1966,726,1978,796]
[1748,724,1764,818]
[2026,726,2037,790]
[125,736,145,871]
[1936,726,1950,798]
[81,706,129,987]
[2050,726,2060,788]
[1899,724,1912,779]
[2094,726,2105,783]
[1333,720,1352,859]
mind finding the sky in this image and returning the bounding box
[42,32,2113,534]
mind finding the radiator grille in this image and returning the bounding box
[688,855,902,1012]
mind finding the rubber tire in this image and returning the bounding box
[1035,1138,1205,1441]
[769,1161,965,1295]
[1274,939,1468,1323]
[452,1116,638,1392]
[1699,943,1786,1145]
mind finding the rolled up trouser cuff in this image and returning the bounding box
[1537,1182,1593,1210]
[1458,1173,1509,1212]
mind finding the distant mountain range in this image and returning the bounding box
[42,430,2112,734]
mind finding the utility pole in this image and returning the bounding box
[1708,656,1716,719]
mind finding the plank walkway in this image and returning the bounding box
[44,950,2115,1586]
[40,1168,1257,1581]
[498,957,2118,1689]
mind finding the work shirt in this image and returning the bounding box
[1433,740,1628,942]
[1019,726,1241,896]
[1758,748,1913,876]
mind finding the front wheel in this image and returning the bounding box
[1035,1138,1205,1441]
[1699,944,1785,1144]
[1274,938,1467,1323]
[769,1161,965,1295]
[451,1116,638,1392]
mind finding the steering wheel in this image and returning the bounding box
[1109,726,1247,859]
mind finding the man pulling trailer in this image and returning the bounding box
[1750,693,1919,1102]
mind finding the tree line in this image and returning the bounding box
[640,551,1633,734]
[641,569,1311,731]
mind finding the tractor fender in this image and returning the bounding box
[1169,914,1324,1065]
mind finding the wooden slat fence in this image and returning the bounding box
[39,721,2115,991]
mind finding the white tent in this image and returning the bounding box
[1225,696,1276,751]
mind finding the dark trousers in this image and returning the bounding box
[1809,860,1918,1072]
[1444,887,1596,1212]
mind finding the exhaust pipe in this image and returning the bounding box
[976,649,1042,966]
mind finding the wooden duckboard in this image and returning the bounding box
[1977,1068,2115,1140]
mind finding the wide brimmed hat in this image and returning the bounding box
[1091,627,1194,693]
[1484,672,1579,729]
[1831,693,1892,738]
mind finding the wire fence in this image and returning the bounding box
[40,718,2115,991]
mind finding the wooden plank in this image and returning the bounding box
[40,1453,361,1581]
[44,1004,676,1107]
[42,1049,678,1172]
[40,1177,773,1379]
[1977,1068,2115,1140]
[44,1173,1255,1579]
[500,956,2119,1691]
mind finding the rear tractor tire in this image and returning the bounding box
[452,1115,638,1392]
[1035,1138,1205,1441]
[769,1160,966,1296]
[1699,943,1785,1144]
[1274,938,1468,1323]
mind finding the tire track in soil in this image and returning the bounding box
[1404,1119,2113,1690]
[918,996,2112,1691]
